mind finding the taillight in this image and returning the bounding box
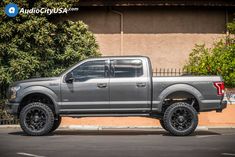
[213,82,225,96]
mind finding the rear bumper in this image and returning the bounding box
[216,100,227,112]
[6,101,20,115]
[200,100,227,112]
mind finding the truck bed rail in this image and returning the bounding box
[153,68,201,77]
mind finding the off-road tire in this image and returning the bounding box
[19,102,54,136]
[50,116,62,133]
[159,119,168,131]
[163,102,198,136]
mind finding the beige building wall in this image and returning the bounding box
[60,7,226,69]
[96,34,224,69]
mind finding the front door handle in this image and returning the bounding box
[97,83,107,88]
[136,82,146,88]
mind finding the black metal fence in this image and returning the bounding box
[0,98,19,124]
[0,77,19,125]
[0,108,19,125]
[153,68,194,76]
[0,116,19,125]
[225,89,235,105]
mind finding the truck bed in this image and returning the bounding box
[151,75,224,112]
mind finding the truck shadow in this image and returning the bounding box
[9,130,221,137]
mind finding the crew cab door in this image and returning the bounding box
[60,59,110,114]
[109,58,151,113]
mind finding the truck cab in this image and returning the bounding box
[60,56,152,115]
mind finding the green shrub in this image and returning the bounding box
[0,1,100,99]
[0,0,100,118]
[184,22,235,87]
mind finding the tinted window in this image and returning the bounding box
[71,60,106,81]
[111,59,143,78]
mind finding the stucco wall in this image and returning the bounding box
[96,34,224,68]
[61,7,226,34]
[59,7,227,68]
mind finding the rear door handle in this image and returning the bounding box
[136,82,146,88]
[97,83,107,88]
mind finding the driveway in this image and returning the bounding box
[0,128,235,157]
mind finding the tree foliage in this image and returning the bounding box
[184,21,235,87]
[0,0,100,100]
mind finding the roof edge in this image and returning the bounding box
[77,0,235,7]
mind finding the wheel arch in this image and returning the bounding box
[18,86,59,116]
[158,84,203,112]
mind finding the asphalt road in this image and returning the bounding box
[0,128,235,157]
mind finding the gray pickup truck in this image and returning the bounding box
[7,56,227,136]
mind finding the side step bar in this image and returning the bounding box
[60,113,150,118]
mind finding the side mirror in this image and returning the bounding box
[65,73,74,83]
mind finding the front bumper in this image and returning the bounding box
[216,100,227,112]
[6,101,20,115]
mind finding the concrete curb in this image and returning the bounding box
[62,125,209,131]
[0,125,20,129]
[2,125,235,130]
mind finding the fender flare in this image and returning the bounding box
[18,86,59,114]
[157,84,203,112]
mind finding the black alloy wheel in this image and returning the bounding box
[163,102,198,136]
[19,102,54,136]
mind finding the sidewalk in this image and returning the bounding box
[61,105,235,127]
[1,105,234,130]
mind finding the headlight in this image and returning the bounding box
[10,86,21,100]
